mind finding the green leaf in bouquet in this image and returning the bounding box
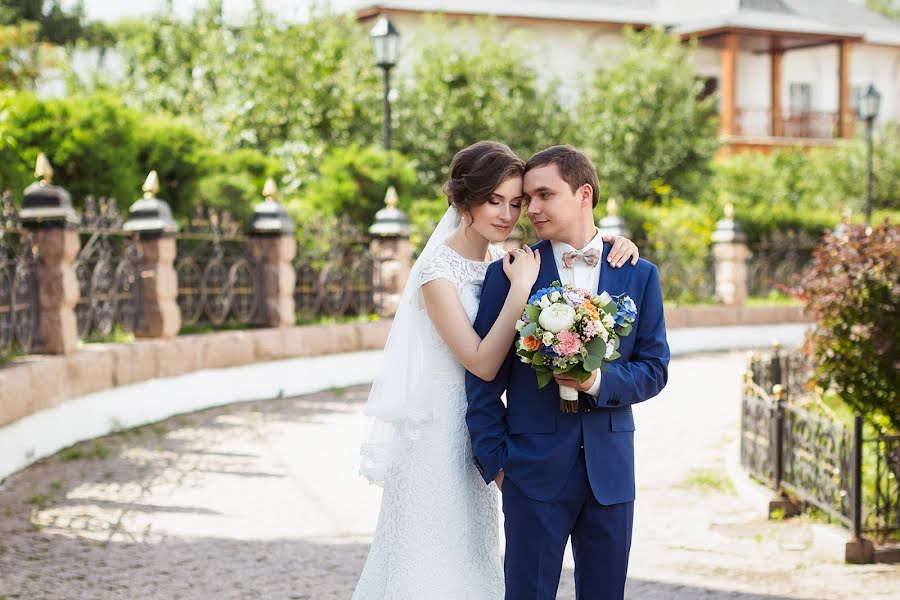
[616,323,633,337]
[586,337,608,357]
[531,352,545,366]
[535,367,553,388]
[521,322,538,337]
[600,301,617,315]
[583,355,603,372]
[612,335,621,350]
[525,304,541,323]
[608,350,621,361]
[561,365,592,383]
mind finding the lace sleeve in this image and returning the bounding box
[418,246,451,286]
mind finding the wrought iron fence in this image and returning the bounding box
[643,250,715,304]
[0,191,40,358]
[175,206,263,327]
[748,230,819,297]
[75,197,143,340]
[870,433,900,536]
[293,216,375,320]
[742,347,900,539]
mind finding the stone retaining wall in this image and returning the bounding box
[0,305,809,431]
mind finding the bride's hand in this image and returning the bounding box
[502,245,541,289]
[602,234,640,268]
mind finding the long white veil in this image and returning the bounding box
[359,206,461,485]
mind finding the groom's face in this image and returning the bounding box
[523,164,588,241]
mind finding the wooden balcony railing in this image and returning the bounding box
[734,108,848,139]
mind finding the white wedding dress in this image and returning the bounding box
[352,242,506,600]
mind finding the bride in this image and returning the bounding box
[353,141,639,599]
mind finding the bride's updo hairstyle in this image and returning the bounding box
[444,141,525,217]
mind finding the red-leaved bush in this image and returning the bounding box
[797,222,899,432]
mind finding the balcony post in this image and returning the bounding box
[838,41,853,139]
[720,32,738,137]
[771,49,784,137]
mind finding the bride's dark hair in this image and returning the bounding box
[444,141,524,215]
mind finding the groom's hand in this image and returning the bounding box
[494,470,504,491]
[554,370,598,392]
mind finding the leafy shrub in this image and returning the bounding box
[797,223,899,431]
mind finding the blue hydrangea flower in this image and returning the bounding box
[613,294,637,325]
[528,285,565,306]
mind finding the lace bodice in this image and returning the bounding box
[418,243,506,320]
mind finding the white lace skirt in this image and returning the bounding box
[352,379,504,600]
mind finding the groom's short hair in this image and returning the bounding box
[525,145,600,208]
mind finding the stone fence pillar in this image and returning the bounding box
[369,186,412,317]
[18,154,81,354]
[712,204,751,306]
[248,179,296,327]
[597,198,631,239]
[123,171,181,338]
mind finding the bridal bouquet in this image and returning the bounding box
[515,281,637,413]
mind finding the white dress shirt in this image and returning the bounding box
[551,229,605,398]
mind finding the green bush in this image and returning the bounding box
[577,27,719,202]
[615,197,717,304]
[293,145,418,229]
[798,223,899,432]
[196,148,282,222]
[710,128,900,242]
[0,91,140,204]
[0,90,279,221]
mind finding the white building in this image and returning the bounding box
[354,0,900,152]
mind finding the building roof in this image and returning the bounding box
[353,0,900,45]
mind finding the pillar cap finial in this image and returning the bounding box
[263,177,278,201]
[385,186,399,209]
[142,171,160,199]
[35,152,53,185]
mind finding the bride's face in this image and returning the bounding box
[466,175,524,243]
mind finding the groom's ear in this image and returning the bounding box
[580,183,594,207]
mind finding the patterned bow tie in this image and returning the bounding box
[562,248,601,268]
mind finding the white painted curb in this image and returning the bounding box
[0,350,383,484]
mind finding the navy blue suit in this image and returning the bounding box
[466,239,669,599]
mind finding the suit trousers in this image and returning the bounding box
[501,447,634,600]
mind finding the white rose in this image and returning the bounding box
[597,292,613,306]
[598,326,610,342]
[542,331,555,346]
[605,340,616,359]
[538,303,577,334]
[515,319,526,331]
[602,313,615,328]
[550,291,562,302]
[539,296,552,309]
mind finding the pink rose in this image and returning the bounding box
[553,330,583,357]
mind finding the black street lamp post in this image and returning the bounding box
[857,84,881,225]
[370,16,400,151]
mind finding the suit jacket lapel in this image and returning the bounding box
[598,242,631,297]
[533,239,561,290]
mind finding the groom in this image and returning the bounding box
[466,145,669,599]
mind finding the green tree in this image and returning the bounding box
[0,21,44,89]
[393,18,576,196]
[866,0,900,21]
[105,1,381,190]
[577,27,719,202]
[0,0,107,45]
